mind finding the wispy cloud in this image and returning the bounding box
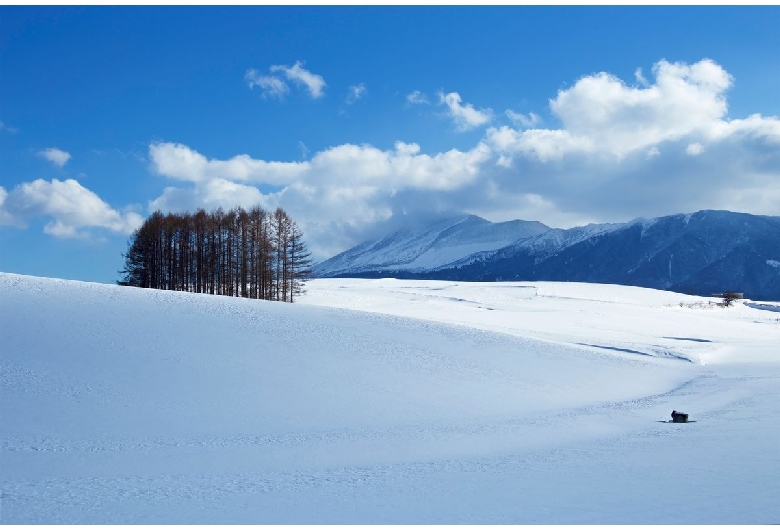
[0,120,19,134]
[635,67,649,87]
[346,83,367,104]
[506,110,541,129]
[37,148,71,168]
[438,91,492,131]
[406,90,430,105]
[270,61,326,98]
[245,69,289,99]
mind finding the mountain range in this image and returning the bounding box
[313,210,780,301]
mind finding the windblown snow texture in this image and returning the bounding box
[2,273,779,523]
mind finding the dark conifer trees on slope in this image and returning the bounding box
[119,206,311,302]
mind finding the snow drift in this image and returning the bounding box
[1,272,779,523]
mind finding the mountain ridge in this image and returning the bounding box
[313,210,780,300]
[314,214,550,276]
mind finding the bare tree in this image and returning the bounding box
[118,206,310,303]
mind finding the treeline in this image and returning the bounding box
[118,206,311,302]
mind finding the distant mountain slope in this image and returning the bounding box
[314,210,780,301]
[313,214,550,277]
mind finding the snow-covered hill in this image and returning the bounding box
[2,272,779,523]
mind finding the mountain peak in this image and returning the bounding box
[314,214,549,277]
[313,210,780,300]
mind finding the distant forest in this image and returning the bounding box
[118,206,311,302]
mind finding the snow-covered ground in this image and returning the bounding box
[2,273,779,523]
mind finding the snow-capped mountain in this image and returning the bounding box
[313,214,550,277]
[314,210,780,300]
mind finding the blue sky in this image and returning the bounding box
[2,6,780,284]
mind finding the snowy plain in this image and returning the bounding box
[1,272,779,523]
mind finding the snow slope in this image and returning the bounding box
[2,273,779,523]
[313,215,549,276]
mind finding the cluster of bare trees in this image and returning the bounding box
[118,206,311,302]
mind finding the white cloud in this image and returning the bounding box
[270,61,326,98]
[483,59,780,229]
[547,59,732,159]
[245,69,289,99]
[714,113,780,142]
[496,155,513,168]
[486,126,593,162]
[149,141,490,193]
[146,58,780,261]
[487,58,759,162]
[149,178,268,215]
[635,67,649,87]
[44,220,85,238]
[506,110,541,128]
[686,142,704,156]
[37,148,71,168]
[147,140,492,259]
[149,142,308,185]
[346,83,367,104]
[438,91,493,131]
[0,178,143,238]
[406,90,430,105]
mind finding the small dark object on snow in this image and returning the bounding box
[671,410,689,423]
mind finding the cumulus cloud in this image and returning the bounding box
[484,59,780,226]
[270,61,326,98]
[406,90,430,105]
[37,148,71,167]
[149,142,308,185]
[486,58,760,162]
[245,69,289,99]
[147,140,491,258]
[150,141,490,192]
[346,83,367,104]
[546,58,732,159]
[438,91,493,131]
[146,58,780,261]
[0,178,143,238]
[486,126,594,162]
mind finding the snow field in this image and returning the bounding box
[1,273,779,523]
